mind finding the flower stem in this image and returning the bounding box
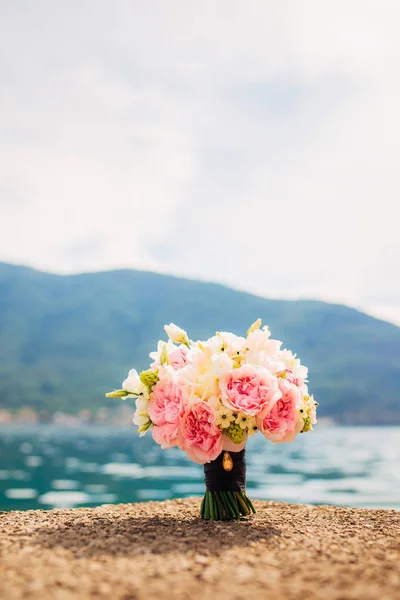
[200,490,255,520]
[204,490,210,519]
[201,449,255,520]
[208,491,215,520]
[215,492,227,520]
[224,491,240,519]
[219,491,231,518]
[235,491,251,516]
[200,495,205,518]
[242,492,256,514]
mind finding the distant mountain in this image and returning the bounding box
[0,262,399,424]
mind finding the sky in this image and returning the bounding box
[1,1,400,325]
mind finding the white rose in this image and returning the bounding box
[164,323,190,346]
[149,339,176,365]
[190,345,213,370]
[133,395,151,436]
[208,332,247,356]
[247,327,282,355]
[133,412,151,436]
[122,369,148,397]
[244,350,285,374]
[133,411,149,428]
[211,352,233,377]
[135,395,149,412]
[279,349,308,382]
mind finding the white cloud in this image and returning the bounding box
[0,1,399,324]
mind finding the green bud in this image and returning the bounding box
[138,420,152,434]
[159,343,170,365]
[247,318,262,337]
[224,421,246,444]
[105,389,128,398]
[139,369,159,393]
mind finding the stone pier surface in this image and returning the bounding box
[0,499,399,600]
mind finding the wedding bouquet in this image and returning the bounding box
[106,319,317,520]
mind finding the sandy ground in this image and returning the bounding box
[0,498,399,600]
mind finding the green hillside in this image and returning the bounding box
[0,262,399,424]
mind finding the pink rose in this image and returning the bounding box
[150,346,188,371]
[259,379,302,443]
[168,347,188,370]
[277,369,299,386]
[219,364,281,417]
[148,378,183,449]
[179,402,222,464]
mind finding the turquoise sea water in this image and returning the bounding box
[0,425,399,511]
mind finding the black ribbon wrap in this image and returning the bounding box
[204,448,246,492]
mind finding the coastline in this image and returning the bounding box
[1,498,399,599]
